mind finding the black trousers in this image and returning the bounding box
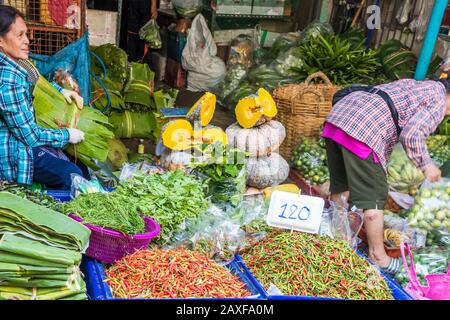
[127,0,151,61]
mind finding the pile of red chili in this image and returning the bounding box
[105,249,251,299]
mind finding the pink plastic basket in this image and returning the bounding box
[69,214,160,264]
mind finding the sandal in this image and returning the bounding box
[380,257,402,276]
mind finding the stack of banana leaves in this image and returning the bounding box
[33,76,115,170]
[123,62,155,112]
[0,192,91,300]
[91,76,125,112]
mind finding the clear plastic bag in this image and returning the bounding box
[291,137,329,185]
[407,179,450,232]
[270,46,304,78]
[118,162,165,181]
[216,64,247,104]
[395,247,450,288]
[139,19,162,49]
[322,200,364,248]
[383,211,427,248]
[70,174,106,198]
[227,35,255,69]
[172,0,203,18]
[171,194,269,263]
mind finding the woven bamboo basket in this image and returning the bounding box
[273,72,341,160]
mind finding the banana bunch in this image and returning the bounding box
[384,228,402,247]
[387,147,425,196]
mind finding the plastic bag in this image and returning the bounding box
[119,162,165,181]
[291,137,329,185]
[383,211,427,248]
[322,200,364,248]
[172,0,203,18]
[265,32,302,62]
[270,46,304,78]
[247,64,289,92]
[300,21,334,43]
[388,191,414,210]
[181,14,226,92]
[227,35,255,69]
[216,64,247,105]
[139,19,162,49]
[426,228,450,247]
[395,246,449,288]
[70,174,106,198]
[387,144,425,196]
[407,179,450,232]
[396,0,413,25]
[170,194,269,263]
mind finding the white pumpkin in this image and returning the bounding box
[226,120,286,157]
[160,149,193,171]
[246,153,289,189]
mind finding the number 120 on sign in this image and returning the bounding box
[266,191,324,234]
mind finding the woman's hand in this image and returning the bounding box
[68,128,85,144]
[151,0,158,19]
[62,89,84,109]
[423,163,442,182]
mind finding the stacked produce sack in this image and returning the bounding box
[226,89,289,189]
[0,192,90,300]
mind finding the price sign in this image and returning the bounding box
[266,191,324,234]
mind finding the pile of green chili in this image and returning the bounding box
[240,231,394,300]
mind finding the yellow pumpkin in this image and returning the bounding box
[235,88,277,129]
[186,92,216,126]
[161,119,194,151]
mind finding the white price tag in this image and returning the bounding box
[266,191,324,234]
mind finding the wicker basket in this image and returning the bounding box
[273,72,341,160]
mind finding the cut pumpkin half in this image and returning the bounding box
[199,126,228,145]
[162,119,194,151]
[235,88,278,129]
[186,92,216,126]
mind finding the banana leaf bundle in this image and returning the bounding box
[91,44,128,89]
[0,194,90,300]
[0,192,90,252]
[91,76,125,112]
[33,76,115,170]
[123,62,155,112]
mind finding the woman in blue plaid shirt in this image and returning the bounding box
[0,5,87,189]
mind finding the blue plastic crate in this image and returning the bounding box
[45,190,72,202]
[45,187,115,203]
[235,254,412,300]
[81,255,267,300]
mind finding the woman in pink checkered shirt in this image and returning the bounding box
[322,78,450,274]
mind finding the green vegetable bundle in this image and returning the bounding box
[109,111,157,140]
[291,138,329,185]
[139,19,162,49]
[291,33,381,85]
[33,77,115,170]
[115,170,208,245]
[64,192,145,235]
[190,144,247,206]
[240,231,394,300]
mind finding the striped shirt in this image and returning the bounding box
[325,79,446,173]
[0,52,69,185]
